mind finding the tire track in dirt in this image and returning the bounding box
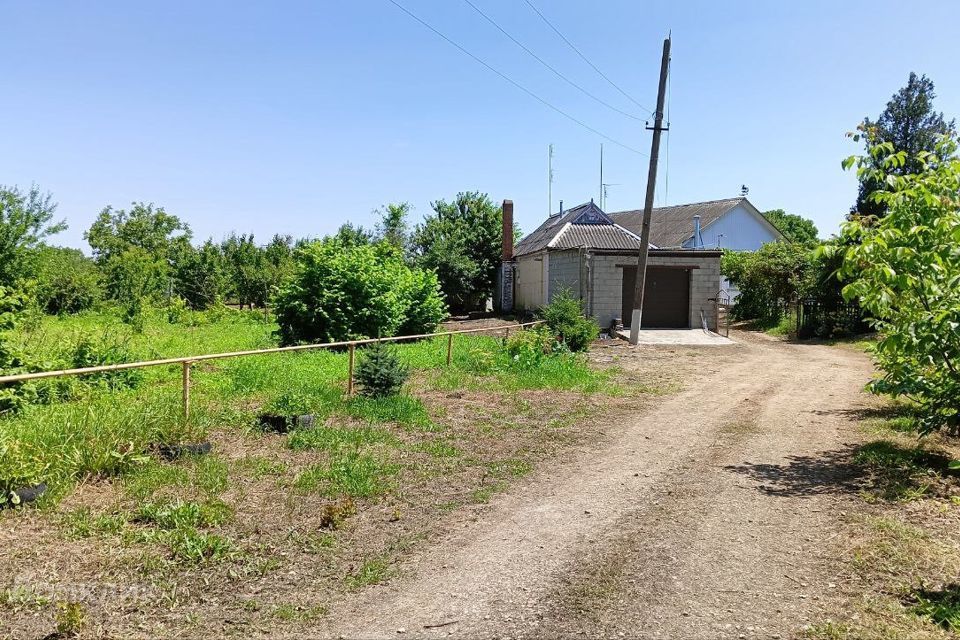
[322,335,874,639]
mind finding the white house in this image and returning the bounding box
[608,197,783,299]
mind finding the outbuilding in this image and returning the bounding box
[510,201,722,331]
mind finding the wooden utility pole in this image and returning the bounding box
[629,36,671,345]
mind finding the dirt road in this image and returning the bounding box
[324,332,875,639]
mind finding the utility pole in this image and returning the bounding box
[629,36,671,345]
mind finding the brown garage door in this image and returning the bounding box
[622,266,690,328]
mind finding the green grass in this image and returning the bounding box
[294,451,397,498]
[1,311,616,505]
[344,556,392,589]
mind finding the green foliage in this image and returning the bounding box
[411,192,508,312]
[55,600,87,637]
[0,185,66,288]
[505,326,555,368]
[855,72,956,218]
[762,209,819,245]
[839,133,960,434]
[64,330,142,391]
[174,239,227,310]
[721,242,812,324]
[541,290,599,352]
[0,287,40,415]
[221,233,293,309]
[273,239,446,345]
[374,202,411,251]
[86,203,192,309]
[355,343,409,398]
[32,246,102,315]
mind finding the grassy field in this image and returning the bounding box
[0,309,659,638]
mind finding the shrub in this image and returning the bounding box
[354,343,408,398]
[839,133,960,435]
[33,246,102,315]
[65,331,142,391]
[541,290,598,352]
[0,287,39,415]
[273,240,446,345]
[505,326,554,368]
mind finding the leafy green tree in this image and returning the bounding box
[762,209,819,245]
[221,233,262,309]
[174,240,227,310]
[85,203,192,304]
[273,238,446,345]
[854,73,956,218]
[721,242,812,324]
[411,192,504,312]
[0,185,67,288]
[839,132,960,434]
[374,202,411,252]
[33,246,103,315]
[329,222,372,248]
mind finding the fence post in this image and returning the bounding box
[182,361,192,424]
[347,343,355,396]
[446,333,453,366]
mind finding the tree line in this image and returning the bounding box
[0,189,514,327]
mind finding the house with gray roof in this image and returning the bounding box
[609,197,783,251]
[510,201,722,330]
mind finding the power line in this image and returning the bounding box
[523,0,653,115]
[461,0,646,122]
[386,0,647,156]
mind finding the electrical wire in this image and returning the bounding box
[461,0,646,122]
[523,0,654,115]
[386,0,647,156]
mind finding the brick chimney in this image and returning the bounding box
[502,199,514,261]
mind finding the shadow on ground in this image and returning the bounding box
[724,444,867,497]
[726,438,960,500]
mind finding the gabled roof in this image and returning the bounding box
[514,201,650,257]
[609,197,781,248]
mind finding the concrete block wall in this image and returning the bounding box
[547,249,581,303]
[589,254,623,328]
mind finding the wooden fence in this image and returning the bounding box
[0,321,546,423]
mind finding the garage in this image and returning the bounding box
[621,266,691,328]
[510,200,721,331]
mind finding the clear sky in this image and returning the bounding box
[4,1,959,250]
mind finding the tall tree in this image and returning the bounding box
[762,209,819,245]
[854,72,956,218]
[0,185,66,288]
[411,192,503,312]
[85,203,192,303]
[374,202,411,252]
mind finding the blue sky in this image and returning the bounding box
[4,1,959,250]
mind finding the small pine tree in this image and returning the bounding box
[355,343,408,398]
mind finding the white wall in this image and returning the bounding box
[683,202,780,251]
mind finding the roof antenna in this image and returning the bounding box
[740,184,749,197]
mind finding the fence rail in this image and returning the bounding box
[0,320,546,422]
